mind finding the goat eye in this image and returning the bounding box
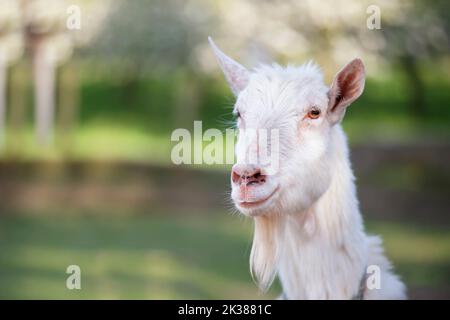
[308,107,321,119]
[235,111,241,119]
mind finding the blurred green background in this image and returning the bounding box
[0,0,449,299]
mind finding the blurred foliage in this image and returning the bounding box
[1,0,449,160]
[1,59,449,162]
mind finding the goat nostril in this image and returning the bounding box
[231,166,267,186]
[231,171,241,184]
[244,171,266,187]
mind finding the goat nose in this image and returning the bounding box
[231,164,266,186]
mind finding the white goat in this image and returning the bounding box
[209,37,406,300]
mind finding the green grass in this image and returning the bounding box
[367,221,450,290]
[0,213,266,299]
[0,213,448,299]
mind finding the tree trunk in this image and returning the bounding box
[400,55,425,117]
[32,38,56,145]
[9,62,28,156]
[57,62,79,155]
[0,50,6,148]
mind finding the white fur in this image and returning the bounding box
[209,38,406,300]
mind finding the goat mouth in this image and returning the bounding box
[237,186,279,209]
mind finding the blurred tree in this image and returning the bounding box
[210,0,449,116]
[366,0,450,116]
[24,0,75,145]
[84,0,215,129]
[0,0,23,147]
[88,0,214,102]
[8,62,28,156]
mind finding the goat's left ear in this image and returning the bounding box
[327,58,365,124]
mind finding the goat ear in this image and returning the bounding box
[327,59,365,124]
[208,37,249,96]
